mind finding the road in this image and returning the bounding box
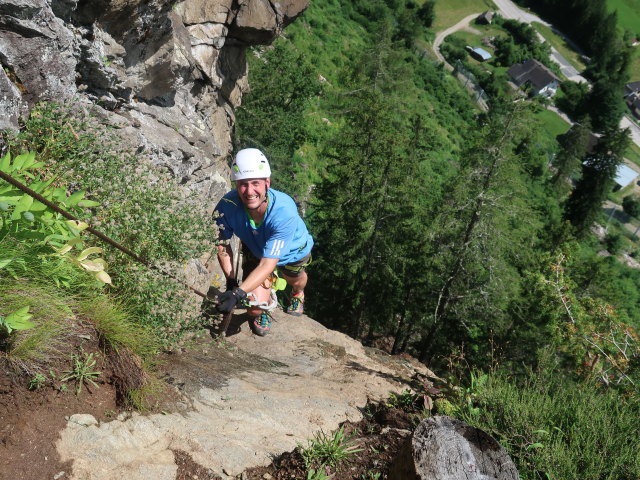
[491,0,587,83]
[620,116,640,146]
[492,0,550,26]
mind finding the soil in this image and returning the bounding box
[0,321,120,480]
[0,323,434,480]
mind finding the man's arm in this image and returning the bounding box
[239,257,279,294]
[215,243,235,279]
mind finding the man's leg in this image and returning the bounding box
[241,247,275,335]
[281,270,307,316]
[244,280,274,336]
[281,270,307,294]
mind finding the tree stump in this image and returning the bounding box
[388,415,520,480]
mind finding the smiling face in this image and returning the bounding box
[236,177,271,210]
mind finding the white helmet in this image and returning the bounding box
[231,148,271,181]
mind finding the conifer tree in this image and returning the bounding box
[234,40,323,199]
[415,103,541,363]
[564,128,630,237]
[308,28,428,339]
[550,117,591,195]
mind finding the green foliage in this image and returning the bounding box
[525,249,639,388]
[588,79,627,133]
[308,28,441,339]
[78,295,160,362]
[28,372,47,390]
[550,118,590,195]
[414,103,543,363]
[299,426,363,470]
[451,361,640,480]
[235,40,323,200]
[0,151,90,245]
[306,469,329,480]
[605,232,625,255]
[5,103,218,343]
[622,194,640,218]
[385,389,417,409]
[0,306,34,336]
[555,81,590,119]
[0,272,77,369]
[0,151,112,286]
[491,16,555,72]
[564,128,630,237]
[60,350,101,395]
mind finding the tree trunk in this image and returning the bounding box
[388,415,520,480]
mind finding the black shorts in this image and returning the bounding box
[242,244,312,278]
[279,252,312,278]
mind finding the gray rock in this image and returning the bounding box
[230,0,278,45]
[176,0,235,25]
[0,67,25,131]
[388,416,520,480]
[57,310,438,479]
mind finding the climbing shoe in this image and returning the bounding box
[251,311,273,336]
[286,292,305,316]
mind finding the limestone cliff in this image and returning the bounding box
[0,0,307,205]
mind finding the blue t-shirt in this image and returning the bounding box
[215,189,313,265]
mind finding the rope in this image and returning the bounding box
[0,170,213,300]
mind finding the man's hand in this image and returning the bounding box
[216,287,247,314]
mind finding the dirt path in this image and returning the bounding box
[432,13,481,68]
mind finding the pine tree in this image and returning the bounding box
[234,40,323,198]
[564,128,630,237]
[550,117,591,195]
[415,103,541,363]
[308,28,430,339]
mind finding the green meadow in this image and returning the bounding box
[433,0,496,31]
[608,0,640,80]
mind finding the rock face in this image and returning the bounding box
[56,310,438,479]
[0,0,308,202]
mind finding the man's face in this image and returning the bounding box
[236,178,270,210]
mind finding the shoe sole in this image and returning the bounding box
[287,311,303,316]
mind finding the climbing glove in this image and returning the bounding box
[216,287,247,314]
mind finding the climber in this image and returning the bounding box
[212,148,313,336]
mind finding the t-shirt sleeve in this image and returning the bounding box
[262,215,297,259]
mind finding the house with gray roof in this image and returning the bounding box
[507,59,560,97]
[476,11,495,25]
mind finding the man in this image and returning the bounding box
[213,148,313,336]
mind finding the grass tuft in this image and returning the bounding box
[0,280,74,372]
[300,425,363,470]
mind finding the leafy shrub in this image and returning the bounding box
[622,195,640,218]
[4,103,218,344]
[604,232,624,255]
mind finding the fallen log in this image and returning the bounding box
[388,415,520,480]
